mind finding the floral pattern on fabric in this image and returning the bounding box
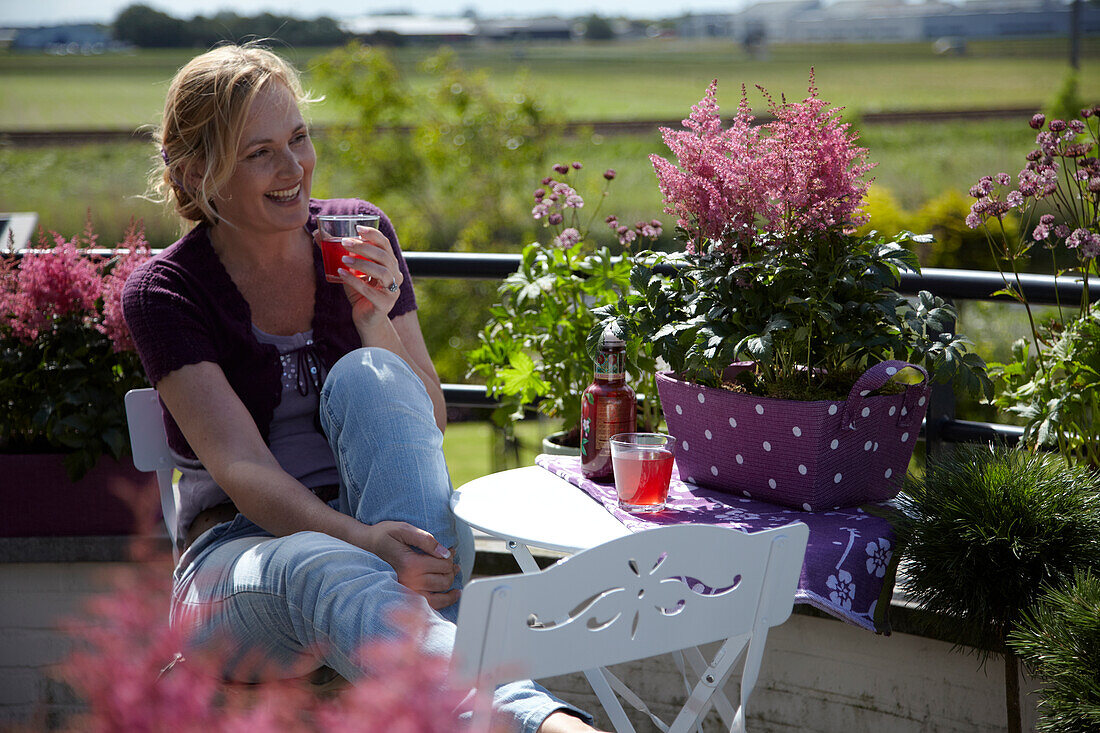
[536,454,897,632]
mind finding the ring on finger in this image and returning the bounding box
[387,280,399,293]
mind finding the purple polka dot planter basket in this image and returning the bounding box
[656,360,930,511]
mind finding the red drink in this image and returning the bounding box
[316,214,380,283]
[319,237,368,283]
[614,449,674,511]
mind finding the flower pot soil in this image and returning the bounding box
[657,360,930,511]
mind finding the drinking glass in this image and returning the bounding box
[317,214,381,283]
[610,433,676,513]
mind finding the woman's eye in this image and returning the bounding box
[247,149,269,160]
[292,132,309,144]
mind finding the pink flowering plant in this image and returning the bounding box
[599,76,991,400]
[468,162,664,444]
[968,107,1100,466]
[0,219,150,478]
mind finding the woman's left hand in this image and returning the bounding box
[322,224,404,340]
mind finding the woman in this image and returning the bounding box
[123,44,597,733]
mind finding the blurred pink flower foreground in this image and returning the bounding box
[650,72,874,256]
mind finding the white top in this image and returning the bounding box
[450,466,630,554]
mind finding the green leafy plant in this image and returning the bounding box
[0,220,150,479]
[966,106,1100,466]
[598,77,990,401]
[467,164,662,444]
[894,445,1100,733]
[1009,569,1100,733]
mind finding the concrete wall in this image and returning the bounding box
[1,543,1040,731]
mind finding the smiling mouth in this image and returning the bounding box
[266,183,300,202]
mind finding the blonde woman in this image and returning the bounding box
[123,44,597,732]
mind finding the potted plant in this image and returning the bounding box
[467,163,664,453]
[966,107,1100,468]
[894,445,1100,733]
[0,220,153,536]
[597,76,991,509]
[1009,569,1100,733]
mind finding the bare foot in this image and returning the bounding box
[536,711,609,733]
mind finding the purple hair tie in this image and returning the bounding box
[160,147,170,165]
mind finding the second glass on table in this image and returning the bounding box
[317,214,381,283]
[610,433,676,513]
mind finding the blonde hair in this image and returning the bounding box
[150,43,319,226]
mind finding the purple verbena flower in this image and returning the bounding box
[603,169,616,180]
[553,227,581,248]
[1030,113,1046,129]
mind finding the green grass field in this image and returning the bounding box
[2,38,1098,129]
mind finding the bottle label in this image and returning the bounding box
[580,383,635,479]
[594,350,625,379]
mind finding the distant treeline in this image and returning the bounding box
[113,4,349,48]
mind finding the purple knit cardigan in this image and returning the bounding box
[122,199,416,459]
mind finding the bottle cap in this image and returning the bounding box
[601,325,625,349]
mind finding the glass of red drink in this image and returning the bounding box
[317,214,381,283]
[609,433,676,513]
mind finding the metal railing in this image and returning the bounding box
[402,252,1097,456]
[10,247,1095,454]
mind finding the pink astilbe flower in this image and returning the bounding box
[99,221,151,353]
[650,72,873,256]
[3,234,102,342]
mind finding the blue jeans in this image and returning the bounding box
[171,347,585,732]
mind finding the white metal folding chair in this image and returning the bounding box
[124,387,182,561]
[452,522,809,733]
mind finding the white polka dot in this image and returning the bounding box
[901,432,909,443]
[828,404,838,415]
[763,441,772,452]
[704,429,712,440]
[755,404,764,415]
[918,396,926,406]
[792,426,802,437]
[735,454,744,464]
[889,406,896,416]
[682,440,690,451]
[885,468,893,479]
[830,439,839,450]
[886,366,897,376]
[743,490,752,498]
[697,393,705,404]
[710,466,719,476]
[864,440,873,451]
[873,442,879,451]
[901,407,908,416]
[861,407,871,418]
[834,473,843,483]
[860,389,870,397]
[675,405,683,415]
[802,503,812,511]
[728,417,737,428]
[768,478,777,489]
[798,464,807,475]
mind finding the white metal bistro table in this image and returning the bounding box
[451,465,739,732]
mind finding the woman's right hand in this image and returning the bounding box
[359,521,460,610]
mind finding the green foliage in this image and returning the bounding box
[583,16,615,41]
[1046,68,1086,127]
[858,185,1015,271]
[599,230,992,400]
[969,108,1100,468]
[1009,569,1100,733]
[466,166,662,439]
[112,3,348,48]
[894,445,1100,656]
[991,303,1100,467]
[310,42,560,383]
[0,314,146,478]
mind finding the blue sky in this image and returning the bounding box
[0,0,758,26]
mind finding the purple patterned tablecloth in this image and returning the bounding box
[535,455,897,633]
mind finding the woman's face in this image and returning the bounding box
[212,81,316,237]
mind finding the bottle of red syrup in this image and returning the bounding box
[580,327,636,480]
